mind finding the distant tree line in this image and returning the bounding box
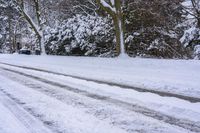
[0,0,199,59]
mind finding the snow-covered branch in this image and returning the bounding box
[97,0,116,14]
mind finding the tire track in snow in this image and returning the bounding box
[0,62,200,103]
[1,67,200,133]
[0,89,54,133]
[0,70,187,133]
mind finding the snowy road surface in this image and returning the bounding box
[0,90,53,133]
[0,55,200,133]
[0,54,200,98]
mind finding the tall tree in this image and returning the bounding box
[12,0,46,55]
[96,0,126,57]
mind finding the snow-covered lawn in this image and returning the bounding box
[0,54,199,98]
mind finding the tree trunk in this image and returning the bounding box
[34,0,46,55]
[18,0,46,55]
[113,17,120,55]
[114,0,126,56]
[113,15,125,56]
[96,0,127,57]
[118,16,125,56]
[13,34,16,53]
[8,17,13,53]
[197,17,200,28]
[39,34,46,55]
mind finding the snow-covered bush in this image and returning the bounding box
[180,25,200,59]
[123,0,188,58]
[45,14,114,56]
[180,0,200,59]
[125,29,187,58]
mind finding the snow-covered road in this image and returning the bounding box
[0,70,127,133]
[0,54,200,133]
[0,89,53,133]
[0,54,200,98]
[0,60,200,133]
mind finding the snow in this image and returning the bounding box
[180,0,200,59]
[0,102,29,133]
[111,0,115,6]
[0,68,195,133]
[180,26,196,45]
[0,54,199,98]
[45,14,112,56]
[0,75,127,133]
[100,0,116,12]
[0,90,52,133]
[118,18,126,57]
[0,54,199,132]
[2,63,200,123]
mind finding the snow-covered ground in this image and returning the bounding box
[0,89,52,133]
[0,54,199,98]
[0,54,200,133]
[0,100,32,133]
[0,68,198,133]
[0,73,127,133]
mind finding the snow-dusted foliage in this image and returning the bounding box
[0,17,7,53]
[124,0,188,58]
[0,2,9,53]
[125,31,186,58]
[45,15,114,56]
[180,21,200,59]
[180,0,200,59]
[0,0,21,53]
